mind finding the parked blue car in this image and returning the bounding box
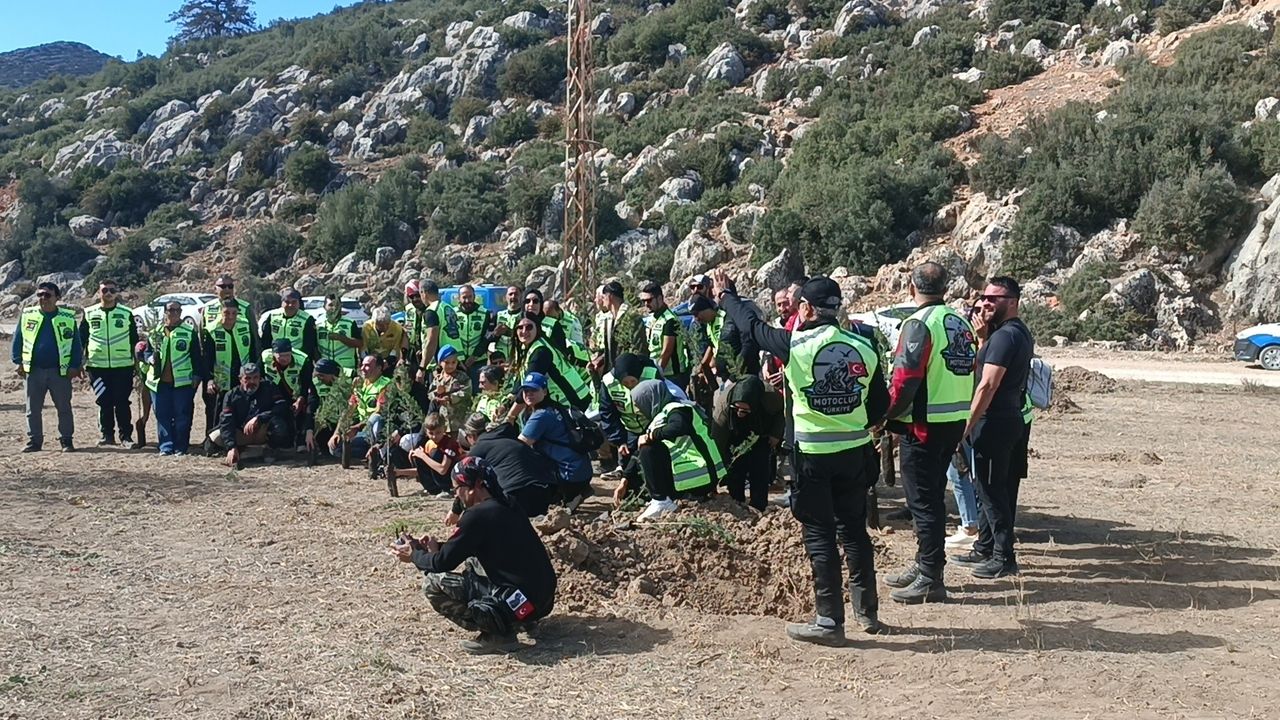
[1233,323,1280,370]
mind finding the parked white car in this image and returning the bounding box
[848,301,918,351]
[133,293,217,333]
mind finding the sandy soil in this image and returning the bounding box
[2,365,1279,719]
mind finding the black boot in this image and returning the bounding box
[890,574,947,604]
[884,562,919,589]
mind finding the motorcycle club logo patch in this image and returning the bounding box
[802,342,869,416]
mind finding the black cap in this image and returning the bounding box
[799,277,841,310]
[612,353,646,380]
[689,295,716,314]
[272,338,293,354]
[315,358,340,375]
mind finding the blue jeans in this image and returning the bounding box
[949,444,978,529]
[151,384,196,454]
[331,413,383,460]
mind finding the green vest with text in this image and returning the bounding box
[429,300,461,348]
[649,401,726,492]
[455,306,489,360]
[19,306,77,374]
[495,308,521,358]
[202,298,251,334]
[785,324,877,454]
[705,309,725,353]
[208,321,253,388]
[646,306,686,376]
[910,305,976,423]
[317,314,358,374]
[84,303,134,369]
[530,336,589,407]
[146,324,197,391]
[269,311,309,350]
[403,304,425,350]
[261,349,308,395]
[354,375,392,422]
[604,366,660,434]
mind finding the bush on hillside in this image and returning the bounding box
[506,170,557,227]
[1156,0,1223,34]
[284,144,336,193]
[448,96,489,126]
[631,247,675,284]
[81,166,189,226]
[305,167,423,264]
[241,222,301,275]
[1132,166,1252,255]
[21,226,98,277]
[499,43,565,101]
[419,163,505,246]
[85,234,155,289]
[986,0,1089,27]
[488,110,537,147]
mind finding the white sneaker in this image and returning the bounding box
[945,528,977,547]
[637,498,677,522]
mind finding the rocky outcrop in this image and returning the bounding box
[141,111,200,167]
[701,43,747,86]
[51,129,139,176]
[69,215,104,239]
[1224,178,1280,321]
[671,229,727,282]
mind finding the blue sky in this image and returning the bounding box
[1,1,359,59]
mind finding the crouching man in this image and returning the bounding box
[210,362,292,467]
[389,457,557,655]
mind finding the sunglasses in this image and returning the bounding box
[978,294,1017,302]
[216,284,234,289]
[36,292,52,298]
[165,308,182,313]
[100,287,118,294]
[524,298,540,304]
[516,324,536,331]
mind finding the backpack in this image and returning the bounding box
[1027,356,1053,410]
[551,405,604,455]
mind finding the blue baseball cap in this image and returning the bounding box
[436,344,459,363]
[519,372,548,391]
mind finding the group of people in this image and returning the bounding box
[14,261,1035,654]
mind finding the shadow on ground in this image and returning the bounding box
[516,614,673,665]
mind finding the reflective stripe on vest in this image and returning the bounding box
[317,315,358,372]
[495,309,521,357]
[784,324,877,454]
[650,401,725,492]
[646,307,685,375]
[530,337,589,407]
[604,366,660,434]
[208,322,252,387]
[146,324,197,390]
[476,393,503,422]
[84,304,134,369]
[913,305,976,423]
[355,375,392,422]
[705,310,725,352]
[270,312,309,349]
[456,307,489,359]
[19,306,76,374]
[261,349,308,394]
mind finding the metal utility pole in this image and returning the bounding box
[561,0,597,306]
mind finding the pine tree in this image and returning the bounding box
[168,0,258,44]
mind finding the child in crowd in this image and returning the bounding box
[430,345,472,432]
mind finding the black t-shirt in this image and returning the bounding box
[976,317,1034,421]
[469,426,554,493]
[411,498,557,610]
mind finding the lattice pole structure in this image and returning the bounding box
[561,0,597,308]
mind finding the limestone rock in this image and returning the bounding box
[701,43,746,86]
[1099,39,1136,67]
[671,229,726,281]
[835,0,888,36]
[1255,97,1280,121]
[1225,189,1280,321]
[69,215,103,239]
[755,246,805,291]
[0,259,24,289]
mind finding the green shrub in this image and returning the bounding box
[22,226,97,277]
[145,202,195,227]
[85,235,155,289]
[284,144,336,193]
[419,163,505,246]
[1156,0,1222,34]
[744,0,791,30]
[1132,166,1251,254]
[403,114,453,151]
[976,50,1044,90]
[488,110,536,147]
[241,222,301,276]
[630,247,675,284]
[287,111,328,144]
[506,170,556,227]
[986,0,1089,26]
[1057,261,1117,313]
[499,43,565,101]
[448,96,489,126]
[81,166,189,226]
[307,182,372,263]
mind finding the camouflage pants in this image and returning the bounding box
[422,560,542,636]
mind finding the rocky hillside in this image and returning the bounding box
[1,0,1278,350]
[0,42,114,88]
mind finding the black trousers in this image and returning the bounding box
[972,417,1026,564]
[508,483,555,517]
[203,388,225,440]
[792,446,878,625]
[898,422,965,580]
[87,367,133,439]
[725,439,771,511]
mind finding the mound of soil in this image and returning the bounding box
[1054,365,1120,394]
[542,497,890,621]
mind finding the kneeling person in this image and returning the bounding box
[390,457,557,654]
[211,363,292,466]
[630,379,726,522]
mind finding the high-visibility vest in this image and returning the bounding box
[317,314,358,374]
[261,348,308,395]
[83,303,134,369]
[354,375,392,422]
[269,311,309,350]
[202,298,251,334]
[146,324,198,391]
[649,400,725,492]
[316,376,335,401]
[207,321,252,387]
[603,366,661,434]
[19,306,77,374]
[646,306,687,376]
[704,309,725,353]
[495,308,521,358]
[527,337,589,408]
[905,304,976,423]
[429,300,461,347]
[561,309,591,366]
[455,306,490,360]
[403,304,425,350]
[476,392,503,422]
[785,323,878,454]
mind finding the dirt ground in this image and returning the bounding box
[2,359,1280,719]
